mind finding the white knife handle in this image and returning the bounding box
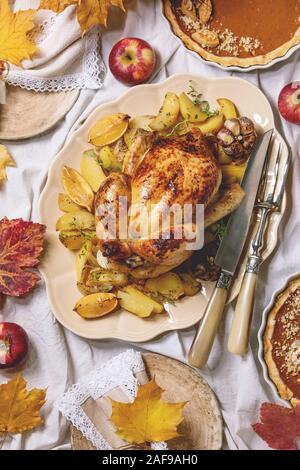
[228,269,258,355]
[188,272,231,368]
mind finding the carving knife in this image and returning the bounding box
[188,129,273,368]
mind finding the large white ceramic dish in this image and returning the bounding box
[161,1,300,72]
[39,73,288,342]
[258,273,299,405]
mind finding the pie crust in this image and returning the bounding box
[263,277,300,407]
[163,0,300,69]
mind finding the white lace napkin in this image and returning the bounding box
[56,350,168,450]
[6,0,105,92]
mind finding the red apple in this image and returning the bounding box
[278,82,300,124]
[109,37,156,86]
[0,322,29,370]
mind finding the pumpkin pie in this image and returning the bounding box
[264,277,300,407]
[163,0,300,68]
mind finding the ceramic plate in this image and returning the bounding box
[39,73,288,341]
[161,2,300,72]
[0,86,79,141]
[258,273,299,405]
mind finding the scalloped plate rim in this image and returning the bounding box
[39,73,287,342]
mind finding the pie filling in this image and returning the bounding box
[171,0,300,58]
[271,286,300,400]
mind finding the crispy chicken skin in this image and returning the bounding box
[95,128,244,277]
[131,129,221,210]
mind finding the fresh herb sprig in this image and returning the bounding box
[166,119,189,137]
[187,82,218,118]
[212,220,227,242]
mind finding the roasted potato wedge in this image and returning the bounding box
[196,113,224,135]
[217,145,232,165]
[217,98,238,120]
[113,138,128,168]
[179,92,207,123]
[118,286,163,317]
[59,230,95,250]
[99,146,122,172]
[124,115,153,149]
[180,273,201,297]
[80,150,106,192]
[76,240,93,281]
[149,92,180,131]
[56,210,96,231]
[74,292,118,319]
[145,273,184,300]
[62,166,94,212]
[130,115,153,131]
[58,193,81,213]
[88,113,130,147]
[222,164,246,184]
[86,268,128,288]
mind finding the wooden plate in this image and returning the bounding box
[71,352,223,450]
[0,85,79,141]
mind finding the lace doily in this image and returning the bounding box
[7,8,106,92]
[56,350,168,451]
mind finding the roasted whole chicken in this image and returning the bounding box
[95,128,244,279]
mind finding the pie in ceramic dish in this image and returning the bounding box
[263,277,300,407]
[163,0,300,69]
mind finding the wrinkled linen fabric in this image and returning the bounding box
[7,0,105,92]
[0,0,299,450]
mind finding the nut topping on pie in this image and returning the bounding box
[264,278,300,406]
[192,29,219,48]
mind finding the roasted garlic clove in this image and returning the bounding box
[217,127,235,146]
[223,141,244,160]
[239,116,255,135]
[242,133,257,152]
[224,118,241,136]
[218,116,257,162]
[198,0,212,24]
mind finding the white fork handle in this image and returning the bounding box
[228,206,269,356]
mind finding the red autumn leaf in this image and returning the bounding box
[252,403,300,450]
[0,218,46,297]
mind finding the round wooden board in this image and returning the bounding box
[71,352,223,451]
[0,85,79,141]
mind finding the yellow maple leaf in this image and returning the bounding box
[0,375,46,435]
[0,145,15,184]
[40,0,125,35]
[110,379,186,444]
[39,0,78,14]
[0,0,37,66]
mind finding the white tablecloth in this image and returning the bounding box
[1,0,299,450]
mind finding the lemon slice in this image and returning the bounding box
[62,166,94,212]
[88,113,130,147]
[74,293,118,319]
